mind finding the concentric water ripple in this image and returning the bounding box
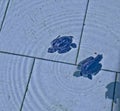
[26,78,50,111]
[23,60,73,111]
[77,10,120,67]
[24,73,53,110]
[54,62,103,95]
[8,55,33,109]
[6,0,50,19]
[85,11,120,46]
[0,54,33,110]
[22,10,83,61]
[0,0,87,63]
[35,12,84,36]
[23,60,105,111]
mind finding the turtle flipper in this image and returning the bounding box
[73,71,82,77]
[48,47,57,53]
[71,43,77,48]
[88,74,92,80]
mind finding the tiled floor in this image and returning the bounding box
[0,0,120,111]
[0,53,34,111]
[77,0,120,72]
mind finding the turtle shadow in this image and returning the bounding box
[105,81,120,104]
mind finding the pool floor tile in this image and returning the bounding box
[0,0,88,64]
[22,59,116,111]
[0,0,120,110]
[0,53,33,111]
[77,0,120,72]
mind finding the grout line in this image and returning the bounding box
[101,69,120,73]
[0,50,76,65]
[0,50,120,73]
[20,58,35,111]
[75,0,90,64]
[111,72,118,111]
[0,0,10,32]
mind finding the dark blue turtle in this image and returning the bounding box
[48,35,77,54]
[73,54,103,80]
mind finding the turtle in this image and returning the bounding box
[73,54,103,80]
[48,35,77,54]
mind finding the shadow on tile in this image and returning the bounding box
[105,81,120,103]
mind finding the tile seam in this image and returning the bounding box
[0,0,10,32]
[75,0,90,64]
[0,50,119,73]
[19,58,35,111]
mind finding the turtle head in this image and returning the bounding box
[94,54,103,63]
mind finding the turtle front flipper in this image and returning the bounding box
[48,47,57,53]
[87,74,92,80]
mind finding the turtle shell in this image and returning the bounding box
[51,36,73,50]
[80,55,103,78]
[48,35,77,54]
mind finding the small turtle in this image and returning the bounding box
[48,35,77,54]
[73,54,103,80]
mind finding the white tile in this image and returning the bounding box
[22,60,116,111]
[0,0,9,29]
[0,53,33,111]
[77,0,120,72]
[0,0,88,64]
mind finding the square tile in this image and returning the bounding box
[0,0,9,30]
[0,53,33,111]
[0,0,88,64]
[22,60,116,111]
[77,0,120,72]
